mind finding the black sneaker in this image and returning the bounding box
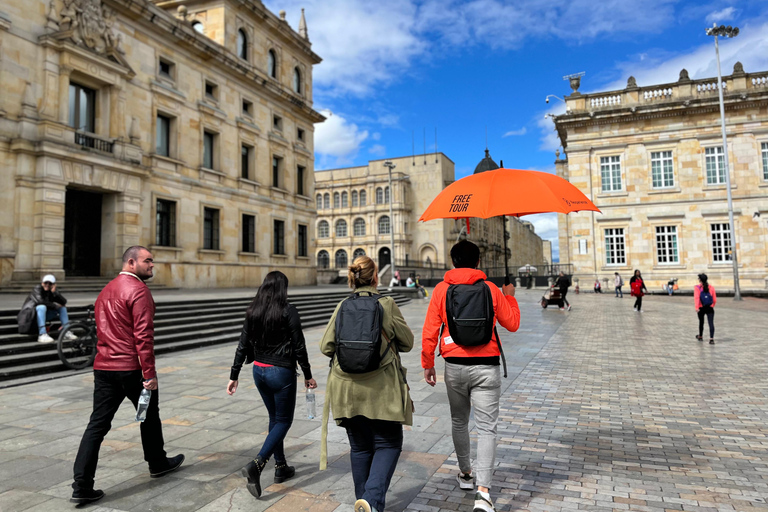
[150,454,185,478]
[70,489,105,505]
[242,456,265,498]
[274,462,295,483]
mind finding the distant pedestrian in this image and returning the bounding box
[667,278,676,296]
[17,274,77,342]
[415,274,428,299]
[227,271,316,499]
[70,246,184,505]
[694,273,717,344]
[614,272,624,298]
[320,255,414,512]
[593,279,602,293]
[629,269,648,312]
[554,271,571,310]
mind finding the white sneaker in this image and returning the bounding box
[64,331,79,341]
[633,306,637,311]
[567,305,572,311]
[473,492,495,512]
[37,333,55,343]
[457,471,475,490]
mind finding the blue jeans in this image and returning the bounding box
[36,304,69,335]
[615,286,623,298]
[252,365,296,463]
[342,416,403,512]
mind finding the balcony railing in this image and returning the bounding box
[75,132,114,153]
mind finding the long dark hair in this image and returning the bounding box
[246,271,289,347]
[698,273,709,294]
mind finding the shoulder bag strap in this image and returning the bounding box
[493,325,508,378]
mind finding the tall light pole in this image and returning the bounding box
[383,160,397,282]
[706,23,741,300]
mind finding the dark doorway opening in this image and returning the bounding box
[64,189,102,276]
[378,247,391,269]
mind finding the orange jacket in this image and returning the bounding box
[421,268,520,369]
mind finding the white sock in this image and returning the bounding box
[478,491,491,500]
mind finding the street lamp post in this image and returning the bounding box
[383,161,397,284]
[706,23,741,300]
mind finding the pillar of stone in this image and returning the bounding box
[58,65,72,125]
[109,80,123,139]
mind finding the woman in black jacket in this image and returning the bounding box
[226,271,317,499]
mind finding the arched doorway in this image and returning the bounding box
[378,247,391,268]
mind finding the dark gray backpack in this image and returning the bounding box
[334,292,386,374]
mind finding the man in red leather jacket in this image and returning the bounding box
[70,246,184,505]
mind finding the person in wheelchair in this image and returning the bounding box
[17,274,77,343]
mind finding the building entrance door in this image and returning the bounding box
[378,247,391,268]
[64,188,102,276]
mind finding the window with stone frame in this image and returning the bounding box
[335,219,348,237]
[335,249,348,269]
[158,57,175,82]
[705,146,726,185]
[268,49,277,78]
[333,192,340,208]
[203,131,216,169]
[378,215,391,235]
[604,227,626,265]
[359,190,367,206]
[341,191,348,207]
[241,144,253,180]
[237,29,248,60]
[203,207,220,250]
[384,186,390,204]
[600,156,622,192]
[762,142,768,180]
[351,190,358,207]
[376,187,384,204]
[353,217,366,236]
[272,155,282,188]
[323,193,330,209]
[69,82,96,133]
[651,151,675,189]
[297,224,308,257]
[156,114,171,157]
[655,225,679,264]
[297,165,306,196]
[317,250,330,269]
[353,248,366,259]
[317,220,329,238]
[273,219,285,255]
[316,194,323,210]
[710,222,732,262]
[155,199,176,247]
[242,214,255,253]
[293,67,302,95]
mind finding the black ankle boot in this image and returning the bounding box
[242,456,266,498]
[274,461,295,483]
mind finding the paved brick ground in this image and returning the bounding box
[0,289,767,512]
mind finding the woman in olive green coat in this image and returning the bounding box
[320,256,414,512]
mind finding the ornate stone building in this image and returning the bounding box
[554,65,768,291]
[314,154,455,277]
[0,0,323,287]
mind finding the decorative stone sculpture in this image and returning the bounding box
[733,61,744,75]
[176,5,188,21]
[679,68,690,82]
[129,116,140,144]
[569,75,581,93]
[55,0,121,54]
[279,10,286,21]
[626,76,637,88]
[555,149,560,160]
[299,8,308,40]
[46,0,60,32]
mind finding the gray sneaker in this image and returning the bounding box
[457,471,474,490]
[473,492,495,512]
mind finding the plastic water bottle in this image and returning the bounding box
[306,388,316,419]
[136,388,151,422]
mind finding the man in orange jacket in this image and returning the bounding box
[422,240,520,512]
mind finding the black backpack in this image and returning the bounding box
[444,279,507,377]
[334,292,386,374]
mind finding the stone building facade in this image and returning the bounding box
[314,154,455,276]
[0,0,323,287]
[554,65,768,291]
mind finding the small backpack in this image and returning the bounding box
[630,280,643,296]
[446,279,494,346]
[699,286,714,307]
[334,292,386,374]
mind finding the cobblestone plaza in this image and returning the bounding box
[1,290,767,511]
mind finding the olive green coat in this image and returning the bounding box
[319,286,414,469]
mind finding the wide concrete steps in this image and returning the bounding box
[0,290,411,386]
[0,277,172,294]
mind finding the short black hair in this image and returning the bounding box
[122,245,150,263]
[450,240,480,269]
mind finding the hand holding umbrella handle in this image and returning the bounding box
[504,275,510,286]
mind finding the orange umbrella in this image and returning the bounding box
[419,168,600,222]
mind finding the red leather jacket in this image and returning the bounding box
[93,273,156,379]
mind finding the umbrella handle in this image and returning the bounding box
[504,275,510,286]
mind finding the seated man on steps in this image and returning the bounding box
[18,274,77,343]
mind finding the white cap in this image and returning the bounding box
[42,274,56,284]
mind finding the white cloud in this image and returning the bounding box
[502,127,527,137]
[369,144,386,156]
[706,7,737,24]
[314,110,368,167]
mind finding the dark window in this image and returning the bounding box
[205,81,217,101]
[242,99,252,116]
[156,114,170,157]
[237,29,248,60]
[272,156,281,187]
[293,67,302,94]
[155,199,176,247]
[203,131,215,169]
[203,207,220,250]
[273,219,285,255]
[242,214,255,253]
[68,82,96,132]
[158,59,173,80]
[297,165,306,196]
[241,145,251,179]
[273,115,283,131]
[317,250,329,269]
[297,128,305,141]
[335,249,348,269]
[268,49,277,78]
[298,224,308,257]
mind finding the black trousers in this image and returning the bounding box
[72,370,167,492]
[559,288,569,308]
[698,306,715,339]
[634,296,643,310]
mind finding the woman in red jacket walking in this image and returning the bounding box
[694,273,717,344]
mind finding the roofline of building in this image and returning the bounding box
[315,152,455,173]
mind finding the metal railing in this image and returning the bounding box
[75,132,114,153]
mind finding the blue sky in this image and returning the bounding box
[265,0,768,261]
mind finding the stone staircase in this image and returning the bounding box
[0,277,173,294]
[0,290,411,387]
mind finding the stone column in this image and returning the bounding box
[109,80,123,139]
[58,65,72,125]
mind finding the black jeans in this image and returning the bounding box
[698,306,715,339]
[634,296,643,310]
[342,416,403,512]
[73,370,166,492]
[252,364,296,463]
[559,288,569,308]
